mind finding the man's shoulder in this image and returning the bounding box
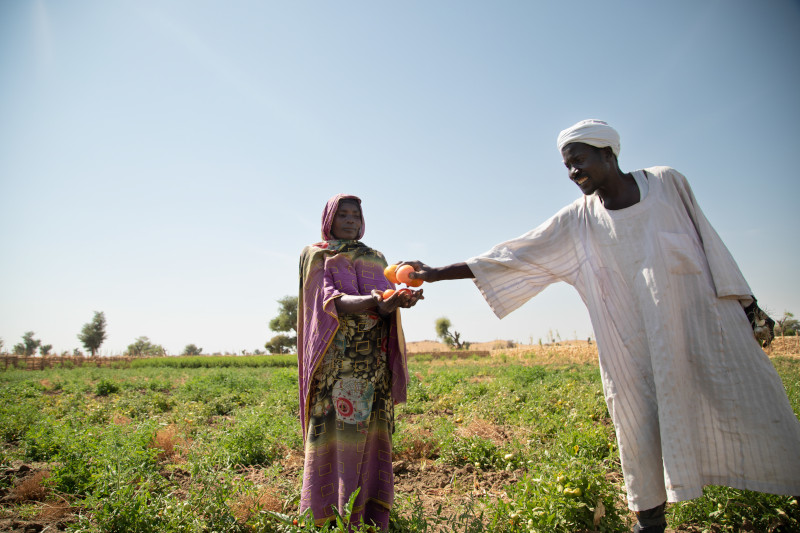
[643,165,680,178]
[643,166,691,188]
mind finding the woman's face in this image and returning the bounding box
[330,200,362,240]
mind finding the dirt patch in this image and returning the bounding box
[150,424,190,462]
[0,464,75,532]
[230,487,286,522]
[392,460,524,526]
[456,419,512,445]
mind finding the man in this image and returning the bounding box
[406,120,800,533]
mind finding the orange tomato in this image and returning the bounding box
[384,264,399,284]
[395,264,419,285]
[382,289,396,300]
[397,288,412,297]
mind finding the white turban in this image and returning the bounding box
[557,119,621,157]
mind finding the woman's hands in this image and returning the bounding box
[333,289,424,316]
[371,288,424,315]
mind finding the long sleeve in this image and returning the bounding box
[467,203,583,319]
[663,168,753,304]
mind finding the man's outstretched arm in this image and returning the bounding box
[402,261,474,283]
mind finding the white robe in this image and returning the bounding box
[467,166,800,510]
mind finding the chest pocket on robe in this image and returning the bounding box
[658,232,703,275]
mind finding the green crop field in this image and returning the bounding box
[1,352,798,532]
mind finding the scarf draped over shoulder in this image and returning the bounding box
[296,194,408,440]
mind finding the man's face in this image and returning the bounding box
[560,142,615,196]
[330,200,362,240]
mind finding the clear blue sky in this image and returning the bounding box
[1,0,799,355]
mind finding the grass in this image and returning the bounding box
[0,350,798,532]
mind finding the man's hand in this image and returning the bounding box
[744,298,775,347]
[397,261,474,283]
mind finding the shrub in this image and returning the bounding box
[212,408,296,468]
[95,378,119,396]
[488,457,626,532]
[669,486,800,532]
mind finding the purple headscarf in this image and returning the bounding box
[296,194,408,441]
[320,194,365,241]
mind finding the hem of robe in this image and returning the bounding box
[310,497,392,527]
[665,478,800,504]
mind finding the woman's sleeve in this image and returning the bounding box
[322,254,358,303]
[467,205,582,319]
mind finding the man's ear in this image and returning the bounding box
[602,146,619,167]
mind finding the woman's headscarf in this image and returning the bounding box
[320,194,365,241]
[296,194,408,441]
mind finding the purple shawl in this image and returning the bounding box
[296,194,409,440]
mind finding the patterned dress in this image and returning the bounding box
[297,223,408,529]
[302,310,395,527]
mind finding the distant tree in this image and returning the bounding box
[0,337,4,354]
[14,331,41,356]
[268,296,298,353]
[24,331,41,355]
[78,311,107,357]
[39,344,53,357]
[265,334,296,354]
[435,317,470,350]
[73,348,84,357]
[127,336,165,357]
[183,344,203,356]
[269,296,298,333]
[776,311,799,337]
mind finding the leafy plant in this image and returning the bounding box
[211,407,292,467]
[669,486,800,532]
[439,435,502,470]
[94,378,119,396]
[488,459,626,532]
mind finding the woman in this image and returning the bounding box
[297,194,422,529]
